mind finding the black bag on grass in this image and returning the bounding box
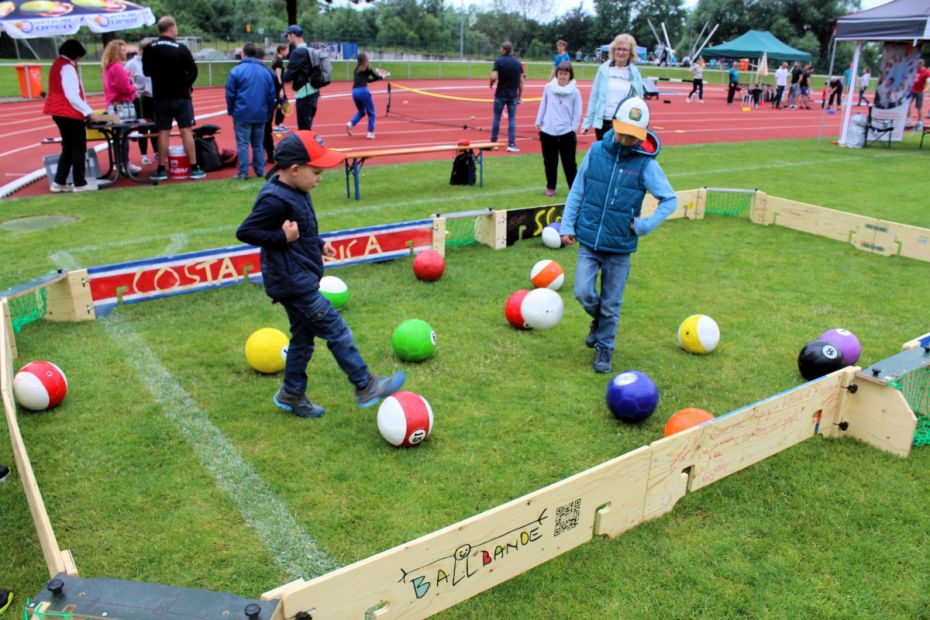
[450,150,476,186]
[193,124,223,172]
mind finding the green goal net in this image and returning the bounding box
[705,188,756,217]
[889,363,930,447]
[436,209,493,249]
[7,288,47,334]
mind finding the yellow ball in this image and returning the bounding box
[678,314,720,354]
[245,327,289,373]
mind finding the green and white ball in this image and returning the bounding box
[392,319,437,362]
[320,275,349,309]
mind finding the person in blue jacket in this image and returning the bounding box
[236,131,405,418]
[560,97,678,374]
[581,33,645,140]
[226,42,276,180]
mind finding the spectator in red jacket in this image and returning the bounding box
[43,39,99,193]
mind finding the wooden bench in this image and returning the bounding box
[338,141,505,201]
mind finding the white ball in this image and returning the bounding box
[541,225,563,249]
[377,391,434,447]
[521,288,564,329]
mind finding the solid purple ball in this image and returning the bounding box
[606,370,659,423]
[818,328,861,365]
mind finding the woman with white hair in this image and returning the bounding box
[581,33,644,140]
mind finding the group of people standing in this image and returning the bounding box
[44,15,206,191]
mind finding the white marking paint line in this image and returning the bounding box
[55,248,337,579]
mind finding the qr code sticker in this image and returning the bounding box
[554,498,581,536]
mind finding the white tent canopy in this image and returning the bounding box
[829,0,930,145]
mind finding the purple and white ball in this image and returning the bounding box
[818,328,861,365]
[541,222,563,249]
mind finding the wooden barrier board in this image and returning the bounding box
[269,447,652,619]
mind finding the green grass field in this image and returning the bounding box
[2,138,930,618]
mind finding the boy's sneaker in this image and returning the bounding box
[585,319,598,348]
[593,347,612,374]
[273,387,325,419]
[150,167,168,181]
[50,182,72,193]
[356,372,406,408]
[506,144,520,152]
[189,165,207,180]
[0,588,13,614]
[274,124,289,133]
[366,132,376,140]
[0,464,9,483]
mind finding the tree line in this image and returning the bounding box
[11,0,871,71]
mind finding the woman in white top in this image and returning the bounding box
[687,57,705,103]
[581,33,644,140]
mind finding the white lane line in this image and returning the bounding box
[54,249,338,580]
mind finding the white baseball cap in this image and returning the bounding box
[612,97,650,140]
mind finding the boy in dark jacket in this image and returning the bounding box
[236,131,404,418]
[560,97,677,374]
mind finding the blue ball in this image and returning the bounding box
[606,370,659,423]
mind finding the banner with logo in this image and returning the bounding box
[0,0,155,39]
[874,42,922,141]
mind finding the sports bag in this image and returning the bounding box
[449,150,476,186]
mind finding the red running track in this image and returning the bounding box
[0,79,845,199]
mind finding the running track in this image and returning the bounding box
[0,79,845,199]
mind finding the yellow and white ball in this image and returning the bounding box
[678,314,720,354]
[245,327,289,373]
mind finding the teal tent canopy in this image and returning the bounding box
[701,30,811,62]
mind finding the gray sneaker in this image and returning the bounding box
[585,319,598,348]
[356,371,406,408]
[273,387,325,419]
[189,165,207,180]
[593,347,612,374]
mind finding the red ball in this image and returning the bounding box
[413,250,445,281]
[505,290,531,329]
[13,360,68,411]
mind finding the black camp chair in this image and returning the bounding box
[863,106,893,148]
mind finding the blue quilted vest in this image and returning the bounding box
[575,130,659,254]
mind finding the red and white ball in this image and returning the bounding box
[530,259,564,290]
[13,361,68,411]
[412,249,445,281]
[505,290,531,329]
[377,391,434,447]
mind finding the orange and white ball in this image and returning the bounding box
[530,259,564,291]
[377,391,434,447]
[13,361,68,411]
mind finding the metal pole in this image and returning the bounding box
[817,36,838,144]
[693,24,718,60]
[838,41,861,146]
[460,0,464,59]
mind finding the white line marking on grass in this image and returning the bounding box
[163,233,190,256]
[54,249,337,579]
[104,314,339,578]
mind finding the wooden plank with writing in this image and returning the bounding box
[268,447,651,619]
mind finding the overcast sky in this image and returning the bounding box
[548,0,889,20]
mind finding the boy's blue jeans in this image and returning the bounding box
[491,97,518,146]
[233,118,265,177]
[280,289,370,395]
[573,244,631,352]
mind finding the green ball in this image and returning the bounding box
[392,319,437,362]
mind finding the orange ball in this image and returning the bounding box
[663,408,715,437]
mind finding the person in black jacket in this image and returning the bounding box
[282,25,320,130]
[142,15,205,180]
[236,132,405,418]
[345,52,388,139]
